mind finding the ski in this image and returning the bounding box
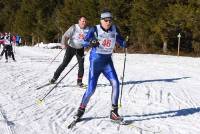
[128,124,161,133]
[111,119,130,125]
[68,117,128,129]
[78,84,87,89]
[67,117,160,133]
[36,82,52,90]
[60,83,87,89]
[67,117,81,129]
[111,120,161,133]
[36,82,86,90]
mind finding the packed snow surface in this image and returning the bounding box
[0,45,200,134]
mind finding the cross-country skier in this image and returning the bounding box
[3,32,16,62]
[50,16,90,87]
[74,10,127,122]
[0,33,5,60]
[16,35,21,46]
[0,32,4,49]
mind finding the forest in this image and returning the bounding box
[0,0,200,56]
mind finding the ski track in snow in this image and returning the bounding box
[0,46,200,134]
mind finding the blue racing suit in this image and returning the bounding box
[80,24,126,108]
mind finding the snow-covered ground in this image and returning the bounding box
[0,45,200,134]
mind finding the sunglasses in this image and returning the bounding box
[103,19,112,23]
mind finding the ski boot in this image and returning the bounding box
[74,106,85,120]
[110,105,123,122]
[77,78,86,88]
[50,78,56,84]
[68,106,85,129]
[77,82,84,87]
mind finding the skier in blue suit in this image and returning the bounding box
[74,9,127,122]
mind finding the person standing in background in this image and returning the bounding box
[12,34,16,53]
[3,32,16,62]
[0,33,4,48]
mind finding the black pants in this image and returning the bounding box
[0,46,5,56]
[5,45,15,60]
[53,46,84,83]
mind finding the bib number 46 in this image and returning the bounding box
[102,39,111,47]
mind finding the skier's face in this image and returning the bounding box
[100,18,112,30]
[79,17,87,29]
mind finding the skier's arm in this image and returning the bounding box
[61,25,75,48]
[61,35,69,47]
[82,26,97,48]
[116,27,126,48]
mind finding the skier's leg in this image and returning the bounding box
[80,64,101,106]
[4,46,8,61]
[75,60,101,119]
[76,48,84,86]
[0,49,4,56]
[103,62,120,106]
[9,46,15,61]
[103,61,122,121]
[0,48,4,60]
[51,47,75,83]
[1,46,5,56]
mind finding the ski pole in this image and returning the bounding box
[40,48,64,76]
[37,54,86,104]
[37,61,79,103]
[49,48,64,65]
[119,36,129,107]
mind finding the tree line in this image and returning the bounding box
[0,0,200,55]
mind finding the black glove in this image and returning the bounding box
[90,39,99,47]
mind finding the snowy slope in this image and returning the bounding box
[0,46,200,134]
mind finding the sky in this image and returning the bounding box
[0,44,200,134]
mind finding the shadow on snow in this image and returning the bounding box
[79,106,200,125]
[123,107,200,124]
[123,76,190,85]
[58,77,190,88]
[94,76,190,87]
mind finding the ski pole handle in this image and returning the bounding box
[125,36,129,42]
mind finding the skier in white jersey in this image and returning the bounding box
[4,32,16,62]
[74,10,127,122]
[50,16,90,87]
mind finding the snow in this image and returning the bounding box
[35,42,61,49]
[0,45,200,134]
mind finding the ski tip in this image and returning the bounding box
[67,125,72,129]
[78,84,87,89]
[67,121,76,129]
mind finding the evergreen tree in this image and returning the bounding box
[14,0,37,45]
[188,0,200,54]
[34,0,59,43]
[0,0,21,32]
[80,0,99,25]
[0,0,199,54]
[154,3,195,52]
[56,0,82,34]
[130,0,162,52]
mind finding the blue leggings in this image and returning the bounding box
[80,56,120,107]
